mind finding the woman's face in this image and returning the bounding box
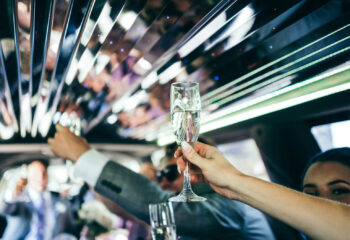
[303,161,350,204]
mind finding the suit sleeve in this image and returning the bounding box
[94,161,244,238]
[0,200,22,216]
[74,150,244,238]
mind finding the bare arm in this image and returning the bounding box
[230,174,350,240]
[178,141,350,240]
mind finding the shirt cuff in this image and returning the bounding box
[3,189,17,203]
[74,149,109,186]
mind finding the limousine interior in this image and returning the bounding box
[0,0,349,239]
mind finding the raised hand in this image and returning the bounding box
[13,178,27,198]
[48,124,91,162]
[175,141,244,200]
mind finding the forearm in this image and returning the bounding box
[230,174,350,240]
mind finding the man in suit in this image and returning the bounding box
[49,125,275,240]
[0,161,77,240]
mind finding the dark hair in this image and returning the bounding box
[301,147,350,187]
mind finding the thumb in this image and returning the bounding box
[181,141,204,167]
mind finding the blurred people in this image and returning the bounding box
[302,147,350,204]
[175,141,350,240]
[0,161,77,240]
[49,125,275,240]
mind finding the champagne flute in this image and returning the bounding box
[149,202,177,240]
[168,82,206,202]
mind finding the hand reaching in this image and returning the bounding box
[48,124,91,162]
[175,141,245,200]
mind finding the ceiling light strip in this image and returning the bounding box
[202,35,350,106]
[202,62,350,124]
[201,24,350,101]
[209,45,350,111]
[200,66,350,133]
[156,63,350,145]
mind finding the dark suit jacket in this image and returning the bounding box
[94,161,276,240]
[0,192,77,240]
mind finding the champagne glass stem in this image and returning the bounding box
[183,161,191,191]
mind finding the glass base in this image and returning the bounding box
[169,190,206,202]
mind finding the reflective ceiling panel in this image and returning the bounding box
[15,0,33,138]
[31,0,54,97]
[29,0,54,138]
[31,0,71,137]
[0,0,20,131]
[0,0,349,144]
[0,44,18,140]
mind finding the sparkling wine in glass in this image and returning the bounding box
[169,82,206,202]
[149,202,177,240]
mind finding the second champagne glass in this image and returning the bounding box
[169,81,206,202]
[149,202,177,240]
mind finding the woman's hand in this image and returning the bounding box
[176,141,245,200]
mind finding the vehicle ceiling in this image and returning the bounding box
[0,0,349,148]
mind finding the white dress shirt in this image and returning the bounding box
[74,149,109,186]
[25,188,55,240]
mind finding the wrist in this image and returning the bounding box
[71,146,91,162]
[226,171,249,201]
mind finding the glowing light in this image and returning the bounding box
[97,3,113,40]
[20,93,32,138]
[157,134,175,147]
[123,90,147,111]
[0,123,15,140]
[107,114,118,124]
[95,54,111,75]
[65,58,78,85]
[204,44,350,107]
[200,65,350,133]
[178,11,227,57]
[77,50,94,83]
[141,72,158,89]
[81,19,96,46]
[158,62,184,84]
[118,11,138,31]
[135,57,152,71]
[38,109,54,137]
[151,149,166,167]
[201,24,350,101]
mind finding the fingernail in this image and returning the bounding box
[177,164,181,174]
[181,141,191,153]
